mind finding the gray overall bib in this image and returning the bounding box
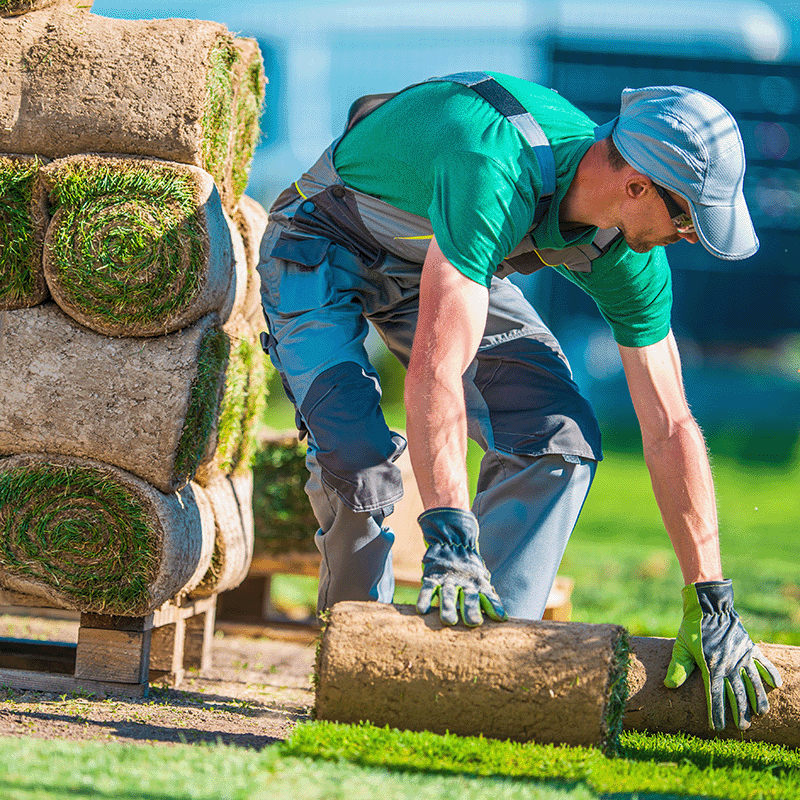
[257,72,608,619]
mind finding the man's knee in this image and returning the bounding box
[301,361,406,513]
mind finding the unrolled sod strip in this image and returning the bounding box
[0,304,229,493]
[0,0,89,16]
[316,602,630,752]
[0,454,214,616]
[625,636,800,748]
[41,155,233,337]
[190,471,254,598]
[0,11,263,209]
[0,154,49,309]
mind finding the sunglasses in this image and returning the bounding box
[653,183,695,234]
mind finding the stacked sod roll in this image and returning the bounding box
[0,3,271,616]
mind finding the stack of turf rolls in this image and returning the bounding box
[0,1,273,618]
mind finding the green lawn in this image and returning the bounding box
[3,723,800,800]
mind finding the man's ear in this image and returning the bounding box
[625,173,653,199]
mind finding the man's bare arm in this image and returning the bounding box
[404,236,489,511]
[618,331,723,583]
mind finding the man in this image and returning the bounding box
[257,73,781,732]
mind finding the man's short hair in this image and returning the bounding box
[605,136,629,171]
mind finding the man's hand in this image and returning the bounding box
[664,579,782,730]
[415,507,508,627]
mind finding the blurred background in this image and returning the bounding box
[92,1,800,639]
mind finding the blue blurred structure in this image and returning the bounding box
[90,1,800,459]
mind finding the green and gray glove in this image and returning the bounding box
[664,579,782,730]
[415,507,508,627]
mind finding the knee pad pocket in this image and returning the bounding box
[301,361,406,513]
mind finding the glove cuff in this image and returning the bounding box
[418,507,479,552]
[683,579,735,616]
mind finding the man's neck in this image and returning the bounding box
[560,141,620,229]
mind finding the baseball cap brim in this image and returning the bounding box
[689,190,759,261]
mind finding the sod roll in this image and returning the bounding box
[625,636,800,747]
[0,454,214,616]
[316,602,629,752]
[234,193,269,327]
[190,471,254,598]
[0,304,229,493]
[195,326,272,484]
[41,155,234,337]
[0,154,49,309]
[0,11,264,208]
[0,0,89,16]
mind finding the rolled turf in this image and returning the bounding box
[190,471,254,598]
[625,636,800,748]
[41,155,234,337]
[0,0,89,16]
[0,11,264,209]
[0,454,215,616]
[233,193,269,328]
[315,601,630,753]
[195,327,272,484]
[0,304,229,493]
[0,154,49,309]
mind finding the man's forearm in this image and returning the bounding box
[642,416,723,584]
[405,371,471,510]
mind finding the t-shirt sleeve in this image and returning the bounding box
[553,239,672,348]
[427,149,539,288]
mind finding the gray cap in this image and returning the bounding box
[594,86,758,260]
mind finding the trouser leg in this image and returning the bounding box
[472,451,595,619]
[258,221,405,616]
[462,278,603,620]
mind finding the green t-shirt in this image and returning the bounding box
[333,72,672,347]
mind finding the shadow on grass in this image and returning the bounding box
[0,780,190,800]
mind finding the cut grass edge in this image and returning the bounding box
[282,720,800,800]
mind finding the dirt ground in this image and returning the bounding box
[0,611,317,748]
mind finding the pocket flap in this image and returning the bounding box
[271,231,330,270]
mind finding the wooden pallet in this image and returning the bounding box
[0,589,217,697]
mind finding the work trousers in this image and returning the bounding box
[257,149,602,620]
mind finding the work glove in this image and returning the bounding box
[415,507,508,627]
[664,579,782,731]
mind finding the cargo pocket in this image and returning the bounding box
[271,230,331,272]
[269,231,336,315]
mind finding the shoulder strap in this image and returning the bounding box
[425,72,555,225]
[345,72,556,226]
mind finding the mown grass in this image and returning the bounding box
[2,723,800,800]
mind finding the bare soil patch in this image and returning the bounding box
[0,611,316,748]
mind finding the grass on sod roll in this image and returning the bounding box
[0,461,157,613]
[202,39,238,190]
[215,335,252,473]
[174,327,231,482]
[212,335,273,474]
[47,160,207,329]
[231,55,266,201]
[237,342,273,472]
[0,157,40,304]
